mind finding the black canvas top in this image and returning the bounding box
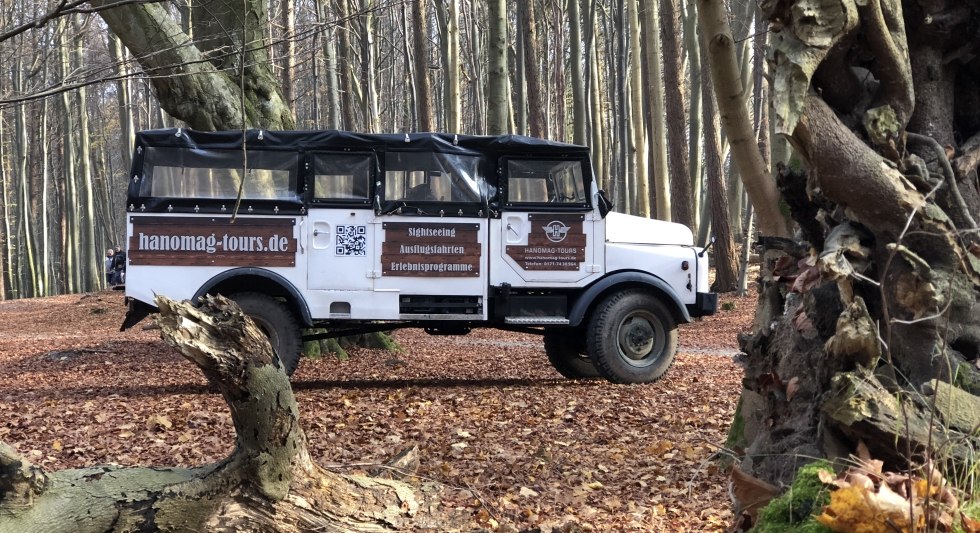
[132,128,590,157]
[126,129,596,217]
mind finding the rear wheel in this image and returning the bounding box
[586,291,678,384]
[229,292,303,376]
[544,332,600,379]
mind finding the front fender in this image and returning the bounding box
[568,271,692,326]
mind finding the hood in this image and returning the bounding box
[604,212,694,246]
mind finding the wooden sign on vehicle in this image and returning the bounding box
[128,216,297,267]
[381,222,481,277]
[506,214,586,271]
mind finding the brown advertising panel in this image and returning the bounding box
[381,222,480,277]
[129,216,297,267]
[506,213,586,271]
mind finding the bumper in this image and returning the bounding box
[686,292,718,318]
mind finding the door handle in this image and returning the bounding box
[313,229,320,237]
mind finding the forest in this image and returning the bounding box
[0,0,756,300]
[2,0,980,531]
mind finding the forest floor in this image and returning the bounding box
[0,288,754,532]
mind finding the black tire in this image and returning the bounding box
[586,291,678,384]
[544,332,600,379]
[229,292,303,376]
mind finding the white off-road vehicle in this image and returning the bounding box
[121,129,716,383]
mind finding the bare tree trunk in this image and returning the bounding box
[437,0,461,132]
[486,0,509,134]
[316,2,340,128]
[696,0,789,238]
[662,0,693,228]
[627,0,649,216]
[0,111,11,300]
[518,0,546,138]
[14,68,38,297]
[568,0,587,145]
[74,16,98,293]
[587,3,605,186]
[548,2,566,140]
[359,0,379,132]
[410,0,433,131]
[58,18,79,294]
[698,30,738,292]
[39,73,52,296]
[613,0,629,212]
[684,0,704,238]
[336,0,358,130]
[279,0,296,117]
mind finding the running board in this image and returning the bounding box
[504,316,570,325]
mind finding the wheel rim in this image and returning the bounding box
[615,310,666,368]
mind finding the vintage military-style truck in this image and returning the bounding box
[121,129,716,383]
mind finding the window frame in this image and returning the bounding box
[307,151,377,207]
[500,157,593,212]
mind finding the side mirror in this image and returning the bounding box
[596,189,613,217]
[698,236,716,258]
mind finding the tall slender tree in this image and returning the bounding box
[486,0,509,134]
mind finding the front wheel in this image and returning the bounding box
[228,292,303,376]
[544,332,600,379]
[586,292,678,384]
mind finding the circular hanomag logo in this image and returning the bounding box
[542,221,571,243]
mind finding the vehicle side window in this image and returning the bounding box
[506,160,587,205]
[384,152,483,203]
[312,153,372,201]
[141,148,299,201]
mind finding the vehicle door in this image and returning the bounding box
[371,150,489,320]
[489,158,601,287]
[306,152,378,317]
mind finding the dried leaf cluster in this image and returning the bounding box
[816,444,969,533]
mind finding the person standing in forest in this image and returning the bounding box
[111,246,126,285]
[104,248,114,286]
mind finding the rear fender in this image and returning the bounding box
[193,268,313,327]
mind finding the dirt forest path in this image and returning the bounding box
[0,290,753,532]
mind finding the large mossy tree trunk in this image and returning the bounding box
[0,296,470,532]
[94,0,293,130]
[717,0,980,499]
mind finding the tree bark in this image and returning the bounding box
[486,0,509,134]
[699,31,739,292]
[568,0,587,145]
[95,0,294,130]
[627,0,649,217]
[410,0,433,131]
[662,0,693,228]
[0,296,477,532]
[717,0,980,509]
[519,0,547,138]
[437,0,461,133]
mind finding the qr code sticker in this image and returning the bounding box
[335,225,367,256]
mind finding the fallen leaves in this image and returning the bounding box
[0,289,754,531]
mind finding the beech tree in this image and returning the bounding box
[701,0,980,511]
[93,0,293,130]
